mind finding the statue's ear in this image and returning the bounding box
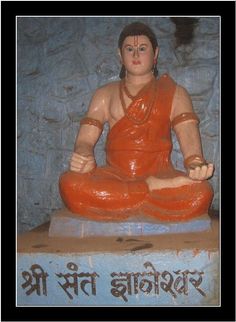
[117,49,123,64]
[154,47,159,59]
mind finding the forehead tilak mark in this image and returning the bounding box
[134,35,138,46]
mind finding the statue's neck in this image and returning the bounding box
[125,72,155,87]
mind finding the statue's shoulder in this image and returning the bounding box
[99,80,120,91]
[95,81,119,97]
[159,75,192,106]
[159,74,190,95]
[90,81,119,104]
[157,73,177,94]
[158,73,176,85]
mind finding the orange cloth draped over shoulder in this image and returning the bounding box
[59,74,213,221]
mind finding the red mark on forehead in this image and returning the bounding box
[134,36,138,46]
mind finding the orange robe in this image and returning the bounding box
[59,74,213,221]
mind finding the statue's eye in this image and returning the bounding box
[139,46,147,52]
[126,46,133,52]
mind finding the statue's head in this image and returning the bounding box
[118,22,159,79]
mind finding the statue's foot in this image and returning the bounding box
[146,175,200,191]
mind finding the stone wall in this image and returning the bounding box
[17,17,220,233]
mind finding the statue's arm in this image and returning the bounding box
[170,85,214,180]
[70,87,109,173]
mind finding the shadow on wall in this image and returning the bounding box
[170,17,199,47]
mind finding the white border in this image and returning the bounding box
[16,15,221,308]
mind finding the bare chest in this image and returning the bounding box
[108,85,130,128]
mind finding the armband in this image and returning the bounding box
[184,154,207,170]
[171,112,199,128]
[80,117,103,130]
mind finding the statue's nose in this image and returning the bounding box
[133,47,139,58]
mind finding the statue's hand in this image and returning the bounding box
[69,152,96,173]
[188,163,214,181]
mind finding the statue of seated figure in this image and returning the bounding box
[59,22,214,222]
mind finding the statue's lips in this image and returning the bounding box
[132,61,141,65]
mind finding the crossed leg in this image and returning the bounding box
[145,175,200,191]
